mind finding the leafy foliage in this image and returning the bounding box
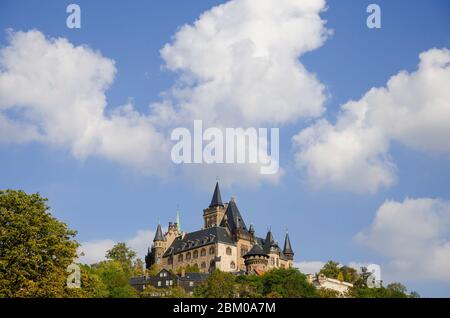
[194,270,236,298]
[0,190,79,297]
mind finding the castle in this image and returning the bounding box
[145,182,294,274]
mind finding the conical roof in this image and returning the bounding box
[209,182,224,207]
[263,230,274,251]
[244,243,268,257]
[283,232,294,255]
[153,223,165,242]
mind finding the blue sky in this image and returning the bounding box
[1,0,450,296]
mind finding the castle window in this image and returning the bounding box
[186,252,191,260]
[226,247,232,255]
[193,263,199,269]
[271,257,275,266]
[209,246,215,255]
[230,261,236,269]
[193,250,199,258]
[201,262,206,269]
[276,258,279,267]
[168,257,173,265]
[240,246,248,256]
[201,248,206,256]
[178,254,183,262]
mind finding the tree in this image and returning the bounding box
[194,270,236,298]
[65,264,108,298]
[90,260,137,298]
[132,258,145,277]
[386,283,409,298]
[317,288,343,298]
[235,274,263,298]
[177,264,200,274]
[350,274,413,298]
[340,266,359,283]
[0,190,79,297]
[105,242,137,274]
[319,261,341,279]
[261,268,317,298]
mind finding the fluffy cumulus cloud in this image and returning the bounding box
[355,198,450,282]
[293,48,450,193]
[157,0,329,127]
[0,30,171,175]
[78,229,155,264]
[294,261,325,274]
[0,0,331,188]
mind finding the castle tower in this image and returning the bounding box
[151,223,165,267]
[203,182,226,228]
[283,231,294,261]
[243,243,269,274]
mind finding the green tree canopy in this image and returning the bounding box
[194,270,236,298]
[0,190,79,297]
[261,268,317,298]
[105,242,137,273]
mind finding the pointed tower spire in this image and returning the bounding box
[153,223,164,242]
[263,229,275,252]
[209,181,224,208]
[283,230,294,260]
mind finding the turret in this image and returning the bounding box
[283,232,294,261]
[203,182,226,228]
[243,243,269,274]
[150,223,166,267]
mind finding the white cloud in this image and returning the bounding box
[293,48,450,193]
[0,30,171,176]
[156,0,329,127]
[77,239,115,265]
[126,229,155,259]
[294,261,325,274]
[0,0,331,188]
[77,229,155,264]
[355,197,450,282]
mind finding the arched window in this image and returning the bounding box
[226,247,232,255]
[186,252,191,260]
[201,248,206,256]
[193,250,199,259]
[178,254,183,262]
[209,246,215,255]
[201,262,206,269]
[209,260,215,272]
[230,261,236,269]
[193,263,199,269]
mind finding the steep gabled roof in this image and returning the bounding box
[153,223,165,242]
[224,198,247,232]
[209,182,224,207]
